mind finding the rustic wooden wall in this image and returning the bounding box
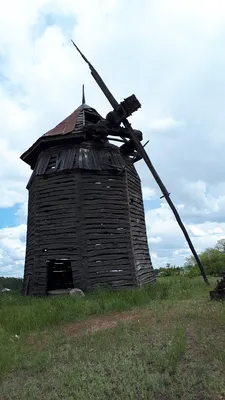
[25,172,82,295]
[80,170,137,290]
[22,179,36,295]
[22,141,154,295]
[126,164,155,285]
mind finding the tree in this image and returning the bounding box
[0,277,22,291]
[184,246,225,277]
[184,255,196,270]
[199,248,225,276]
[215,238,225,253]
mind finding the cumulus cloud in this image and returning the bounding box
[14,202,28,225]
[1,0,225,276]
[146,203,225,268]
[0,225,26,277]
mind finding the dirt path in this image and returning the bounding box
[28,308,151,349]
[64,308,150,336]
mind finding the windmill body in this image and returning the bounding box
[21,99,154,296]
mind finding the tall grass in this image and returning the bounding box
[0,276,215,335]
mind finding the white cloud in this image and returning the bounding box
[148,117,183,132]
[188,225,207,237]
[151,252,158,259]
[14,202,28,225]
[145,202,225,268]
[0,139,29,208]
[149,236,163,244]
[1,0,225,275]
[0,225,26,277]
[142,187,156,200]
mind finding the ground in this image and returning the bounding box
[0,277,225,399]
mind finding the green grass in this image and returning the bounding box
[0,276,225,399]
[0,276,215,335]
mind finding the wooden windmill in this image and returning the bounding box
[21,41,208,296]
[21,83,155,296]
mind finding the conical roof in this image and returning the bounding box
[21,101,103,168]
[43,103,103,137]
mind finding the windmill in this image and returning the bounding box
[71,40,209,285]
[21,65,155,295]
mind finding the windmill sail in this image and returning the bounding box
[71,40,208,285]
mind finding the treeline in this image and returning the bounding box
[155,265,183,277]
[156,239,225,278]
[0,277,23,291]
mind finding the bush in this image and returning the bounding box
[0,277,22,292]
[159,266,183,277]
[185,266,200,278]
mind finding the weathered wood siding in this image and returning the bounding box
[22,141,154,295]
[126,163,155,285]
[80,170,136,290]
[26,172,82,295]
[22,180,36,295]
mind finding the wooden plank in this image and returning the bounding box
[88,274,133,283]
[88,254,130,262]
[86,248,129,256]
[87,260,130,268]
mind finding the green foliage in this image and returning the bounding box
[159,264,183,277]
[185,266,200,278]
[200,248,225,276]
[0,277,22,291]
[184,239,225,278]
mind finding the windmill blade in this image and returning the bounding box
[71,40,209,285]
[71,40,119,109]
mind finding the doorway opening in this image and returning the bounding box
[47,259,74,291]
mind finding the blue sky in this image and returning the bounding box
[0,206,20,228]
[1,0,225,277]
[31,10,76,40]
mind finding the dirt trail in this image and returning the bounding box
[28,308,151,349]
[64,309,150,337]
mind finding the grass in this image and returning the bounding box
[0,276,225,399]
[0,276,214,334]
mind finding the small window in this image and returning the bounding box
[46,154,57,172]
[46,154,62,173]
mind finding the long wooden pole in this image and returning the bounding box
[71,40,209,285]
